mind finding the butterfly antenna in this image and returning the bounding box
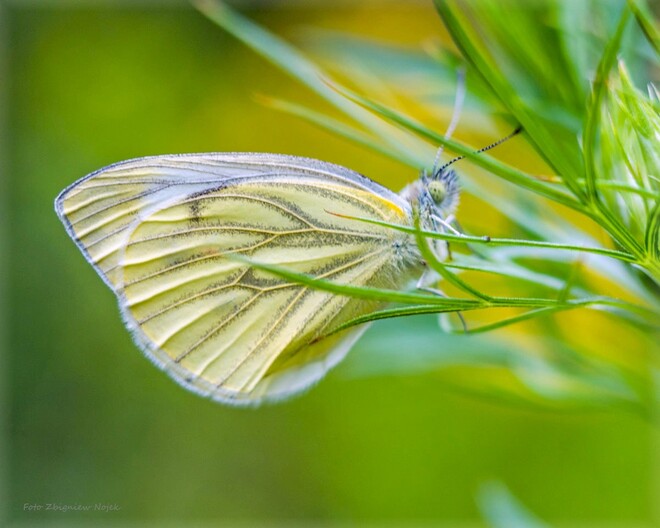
[431,67,466,175]
[437,126,522,174]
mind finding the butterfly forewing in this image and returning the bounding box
[56,154,420,404]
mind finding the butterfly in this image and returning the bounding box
[55,152,460,405]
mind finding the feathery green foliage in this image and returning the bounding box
[193,0,659,414]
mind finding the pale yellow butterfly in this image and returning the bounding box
[55,153,460,405]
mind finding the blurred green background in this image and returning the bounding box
[5,1,658,526]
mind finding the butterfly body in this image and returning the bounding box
[56,153,439,405]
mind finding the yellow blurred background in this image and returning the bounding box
[4,1,657,526]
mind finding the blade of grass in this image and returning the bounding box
[628,0,660,54]
[224,253,484,308]
[584,7,631,203]
[328,304,475,335]
[226,252,657,326]
[465,306,576,334]
[193,0,589,246]
[264,90,590,247]
[573,179,659,199]
[255,95,404,165]
[331,213,637,263]
[434,0,587,198]
[193,0,427,167]
[328,80,584,211]
[224,254,597,311]
[554,1,592,104]
[645,199,660,260]
[557,257,583,303]
[446,257,591,296]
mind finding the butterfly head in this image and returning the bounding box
[424,167,459,219]
[401,166,460,233]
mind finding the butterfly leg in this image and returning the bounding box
[416,267,468,333]
[431,214,461,236]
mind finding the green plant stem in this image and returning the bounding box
[413,214,494,301]
[568,180,658,199]
[226,254,657,322]
[628,0,660,53]
[328,295,657,336]
[334,214,638,263]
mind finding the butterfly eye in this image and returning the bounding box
[427,179,448,206]
[425,169,459,216]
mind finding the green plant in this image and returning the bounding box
[192,0,659,415]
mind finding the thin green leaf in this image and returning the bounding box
[433,0,586,197]
[628,0,660,54]
[554,1,593,103]
[333,213,638,263]
[193,0,427,167]
[645,199,660,259]
[466,306,575,334]
[224,253,484,308]
[557,257,583,303]
[329,79,584,210]
[227,252,657,328]
[446,257,591,296]
[575,179,659,199]
[413,215,493,301]
[255,95,406,166]
[584,6,631,203]
[328,304,470,336]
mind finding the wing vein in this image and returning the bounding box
[199,247,389,390]
[140,269,251,328]
[69,185,168,227]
